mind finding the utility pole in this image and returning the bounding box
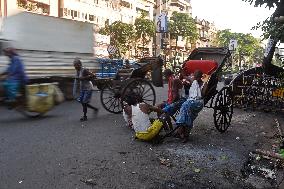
[155,0,168,56]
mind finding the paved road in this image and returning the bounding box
[1,84,283,189]
[0,86,169,189]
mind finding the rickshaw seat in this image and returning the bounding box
[183,60,218,75]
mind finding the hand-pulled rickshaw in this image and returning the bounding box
[95,48,234,133]
[230,3,284,112]
[94,57,164,114]
[178,47,233,133]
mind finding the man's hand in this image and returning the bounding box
[149,105,163,115]
[202,74,210,82]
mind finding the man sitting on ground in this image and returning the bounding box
[123,93,165,141]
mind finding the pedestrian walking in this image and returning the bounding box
[0,47,28,106]
[73,58,98,121]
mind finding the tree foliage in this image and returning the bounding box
[168,11,198,43]
[242,0,284,41]
[242,0,279,8]
[134,13,155,49]
[99,21,135,57]
[216,29,264,66]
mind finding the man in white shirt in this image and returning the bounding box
[175,70,208,143]
[122,92,165,141]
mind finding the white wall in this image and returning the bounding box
[6,0,21,16]
[2,12,94,53]
[49,0,58,17]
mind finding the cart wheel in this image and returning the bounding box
[100,85,123,114]
[213,86,233,133]
[121,79,156,106]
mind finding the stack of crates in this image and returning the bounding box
[95,58,123,78]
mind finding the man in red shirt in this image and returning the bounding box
[164,69,182,104]
[157,69,184,129]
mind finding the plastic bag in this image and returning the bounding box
[26,84,54,113]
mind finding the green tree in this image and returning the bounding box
[168,11,198,66]
[215,29,264,67]
[215,29,237,47]
[242,0,279,8]
[242,0,284,41]
[99,21,135,58]
[251,44,265,65]
[134,13,155,56]
[168,11,198,45]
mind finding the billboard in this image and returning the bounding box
[229,39,237,51]
[155,12,168,33]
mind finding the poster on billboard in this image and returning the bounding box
[155,12,168,33]
[229,39,237,51]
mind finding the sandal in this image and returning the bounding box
[80,116,88,122]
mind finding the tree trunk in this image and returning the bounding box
[239,53,242,68]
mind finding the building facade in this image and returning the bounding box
[59,0,154,28]
[59,0,155,58]
[194,17,218,48]
[154,0,192,59]
[0,0,155,26]
[0,0,218,59]
[0,0,155,58]
[0,0,59,17]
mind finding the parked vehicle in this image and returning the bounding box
[0,12,97,100]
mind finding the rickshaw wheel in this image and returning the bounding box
[213,86,233,133]
[121,79,156,106]
[100,84,123,114]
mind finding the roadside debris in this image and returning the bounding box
[118,151,128,155]
[194,168,201,173]
[80,178,96,186]
[255,149,284,160]
[159,157,171,167]
[241,150,284,187]
[187,159,194,165]
[220,155,228,161]
[274,118,284,150]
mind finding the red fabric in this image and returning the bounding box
[167,75,173,104]
[183,60,218,75]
